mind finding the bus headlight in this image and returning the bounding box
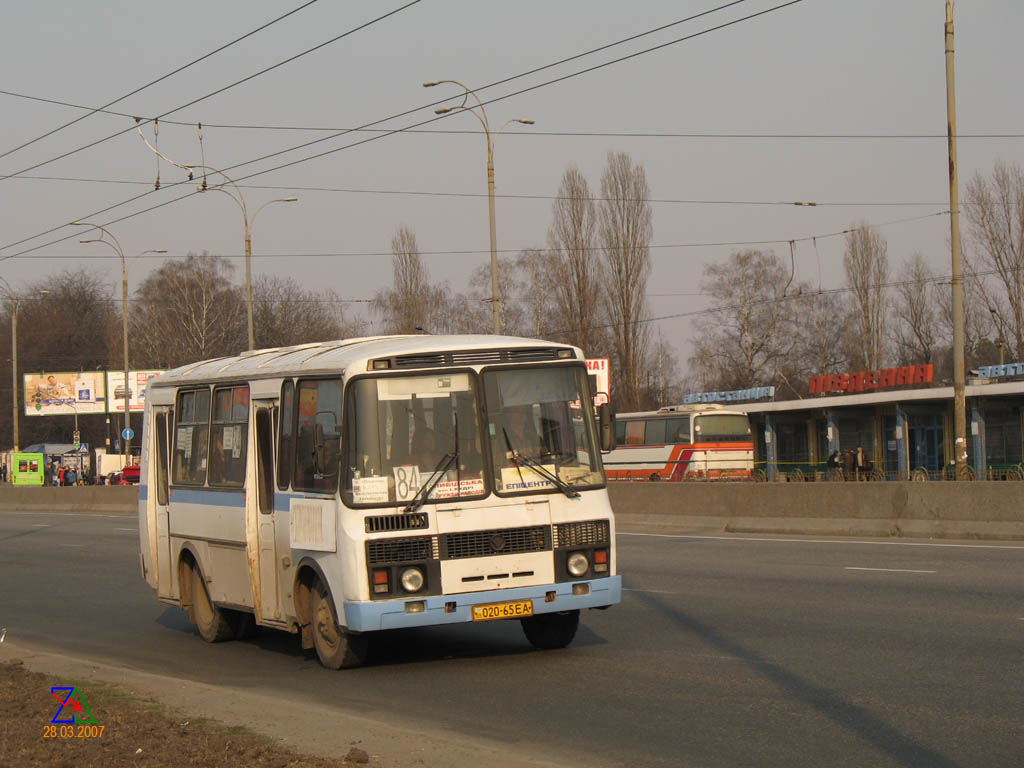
[400,567,425,593]
[567,552,589,577]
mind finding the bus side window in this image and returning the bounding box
[209,385,249,488]
[614,420,626,446]
[172,389,210,486]
[625,421,645,445]
[156,413,169,506]
[278,381,295,491]
[644,419,666,446]
[666,417,690,444]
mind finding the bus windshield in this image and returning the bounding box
[342,373,486,507]
[482,365,604,495]
[694,413,751,442]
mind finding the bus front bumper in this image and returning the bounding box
[342,575,622,632]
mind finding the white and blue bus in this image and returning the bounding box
[138,335,620,668]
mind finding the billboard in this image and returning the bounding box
[585,358,610,406]
[24,372,107,416]
[106,370,164,413]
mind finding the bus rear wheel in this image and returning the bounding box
[190,565,235,643]
[521,610,579,650]
[312,580,368,669]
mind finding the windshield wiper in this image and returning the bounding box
[502,428,580,499]
[404,413,460,514]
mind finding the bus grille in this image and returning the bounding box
[367,536,436,564]
[553,520,610,549]
[364,512,429,533]
[441,526,550,560]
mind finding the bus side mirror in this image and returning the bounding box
[598,402,616,452]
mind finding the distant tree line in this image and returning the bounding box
[688,160,1024,397]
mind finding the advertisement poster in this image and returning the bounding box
[24,372,107,416]
[585,358,610,406]
[106,370,163,413]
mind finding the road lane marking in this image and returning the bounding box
[623,587,679,595]
[31,524,51,528]
[619,532,1024,550]
[114,528,136,532]
[844,567,936,574]
[58,544,85,548]
[4,512,130,519]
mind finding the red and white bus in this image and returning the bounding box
[605,405,753,481]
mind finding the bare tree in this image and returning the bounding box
[963,160,1024,359]
[792,289,847,380]
[689,249,796,390]
[548,166,603,350]
[843,222,889,369]
[450,257,522,336]
[599,152,652,411]
[253,275,361,348]
[130,252,246,368]
[889,253,938,365]
[514,248,560,339]
[372,226,455,335]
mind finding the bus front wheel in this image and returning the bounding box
[312,580,369,669]
[190,565,235,643]
[521,610,579,650]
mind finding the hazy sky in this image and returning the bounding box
[2,0,1022,376]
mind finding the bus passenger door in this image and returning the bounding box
[254,403,281,621]
[152,408,174,598]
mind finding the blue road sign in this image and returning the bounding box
[122,428,135,440]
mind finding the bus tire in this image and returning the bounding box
[312,579,368,669]
[191,565,235,643]
[521,610,579,650]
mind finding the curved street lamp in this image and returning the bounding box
[424,79,534,334]
[183,164,297,351]
[73,221,165,460]
[133,121,297,351]
[0,277,49,452]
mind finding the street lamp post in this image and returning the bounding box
[185,166,297,350]
[424,80,533,334]
[73,222,165,460]
[0,278,48,453]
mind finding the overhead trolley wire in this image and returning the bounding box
[5,90,1022,140]
[0,0,322,163]
[4,173,951,207]
[0,0,423,185]
[0,0,804,260]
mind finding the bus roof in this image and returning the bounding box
[148,335,582,389]
[616,404,747,419]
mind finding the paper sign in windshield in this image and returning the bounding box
[501,465,558,491]
[393,465,484,501]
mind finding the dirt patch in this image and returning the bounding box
[0,659,373,767]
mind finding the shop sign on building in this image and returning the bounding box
[977,362,1024,379]
[809,364,933,395]
[684,386,775,404]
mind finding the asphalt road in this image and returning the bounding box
[2,509,1022,767]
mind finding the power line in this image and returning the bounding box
[5,91,1022,140]
[0,0,322,162]
[6,173,949,207]
[0,0,422,185]
[1,210,950,261]
[0,0,809,259]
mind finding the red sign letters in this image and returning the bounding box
[809,364,933,395]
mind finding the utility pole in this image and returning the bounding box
[945,0,968,478]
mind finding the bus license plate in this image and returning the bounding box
[472,600,533,622]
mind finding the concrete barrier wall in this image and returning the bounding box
[0,486,139,515]
[2,483,1020,540]
[608,482,1024,540]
